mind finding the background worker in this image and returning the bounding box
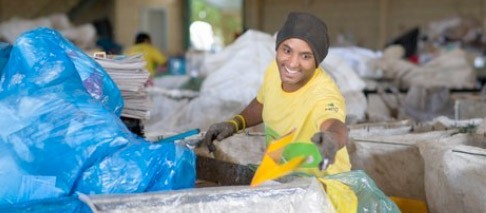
[125,32,167,77]
[203,12,351,175]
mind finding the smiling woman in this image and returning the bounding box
[276,38,317,92]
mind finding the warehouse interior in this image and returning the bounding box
[1,0,486,212]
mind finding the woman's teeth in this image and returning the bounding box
[285,66,298,74]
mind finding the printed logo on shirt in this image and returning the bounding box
[324,103,339,112]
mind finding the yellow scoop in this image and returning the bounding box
[250,130,306,187]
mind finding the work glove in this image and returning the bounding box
[311,131,339,170]
[203,122,237,153]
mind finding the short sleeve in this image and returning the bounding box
[312,94,346,128]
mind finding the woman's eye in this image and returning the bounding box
[302,54,311,60]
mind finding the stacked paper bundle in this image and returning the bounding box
[94,54,151,121]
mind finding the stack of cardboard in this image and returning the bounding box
[94,54,151,121]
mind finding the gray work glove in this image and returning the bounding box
[311,131,339,170]
[203,122,237,153]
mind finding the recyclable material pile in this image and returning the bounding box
[94,54,151,121]
[0,28,195,212]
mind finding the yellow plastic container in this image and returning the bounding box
[390,196,428,213]
[251,131,306,187]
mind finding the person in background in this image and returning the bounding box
[125,32,167,78]
[203,12,351,176]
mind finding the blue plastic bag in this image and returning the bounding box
[0,196,91,213]
[0,28,195,209]
[0,42,11,74]
[0,28,128,205]
[0,27,123,114]
[76,141,196,194]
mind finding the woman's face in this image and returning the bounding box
[276,38,317,92]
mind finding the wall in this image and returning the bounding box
[69,0,115,26]
[0,1,485,53]
[0,0,116,48]
[245,0,486,50]
[0,0,186,55]
[114,0,184,55]
[0,0,78,21]
[0,0,113,25]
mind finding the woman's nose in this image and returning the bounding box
[287,54,299,67]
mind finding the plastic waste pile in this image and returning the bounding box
[0,28,195,212]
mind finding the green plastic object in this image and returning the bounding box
[282,142,322,168]
[325,170,401,213]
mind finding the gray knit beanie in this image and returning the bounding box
[276,12,330,65]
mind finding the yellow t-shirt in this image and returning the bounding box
[124,43,167,76]
[256,61,351,175]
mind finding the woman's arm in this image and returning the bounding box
[234,98,264,130]
[319,118,348,149]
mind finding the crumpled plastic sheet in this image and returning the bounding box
[0,27,195,210]
[0,42,11,72]
[86,177,335,213]
[325,170,400,212]
[2,196,91,212]
[0,27,125,206]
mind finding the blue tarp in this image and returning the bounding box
[0,28,195,212]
